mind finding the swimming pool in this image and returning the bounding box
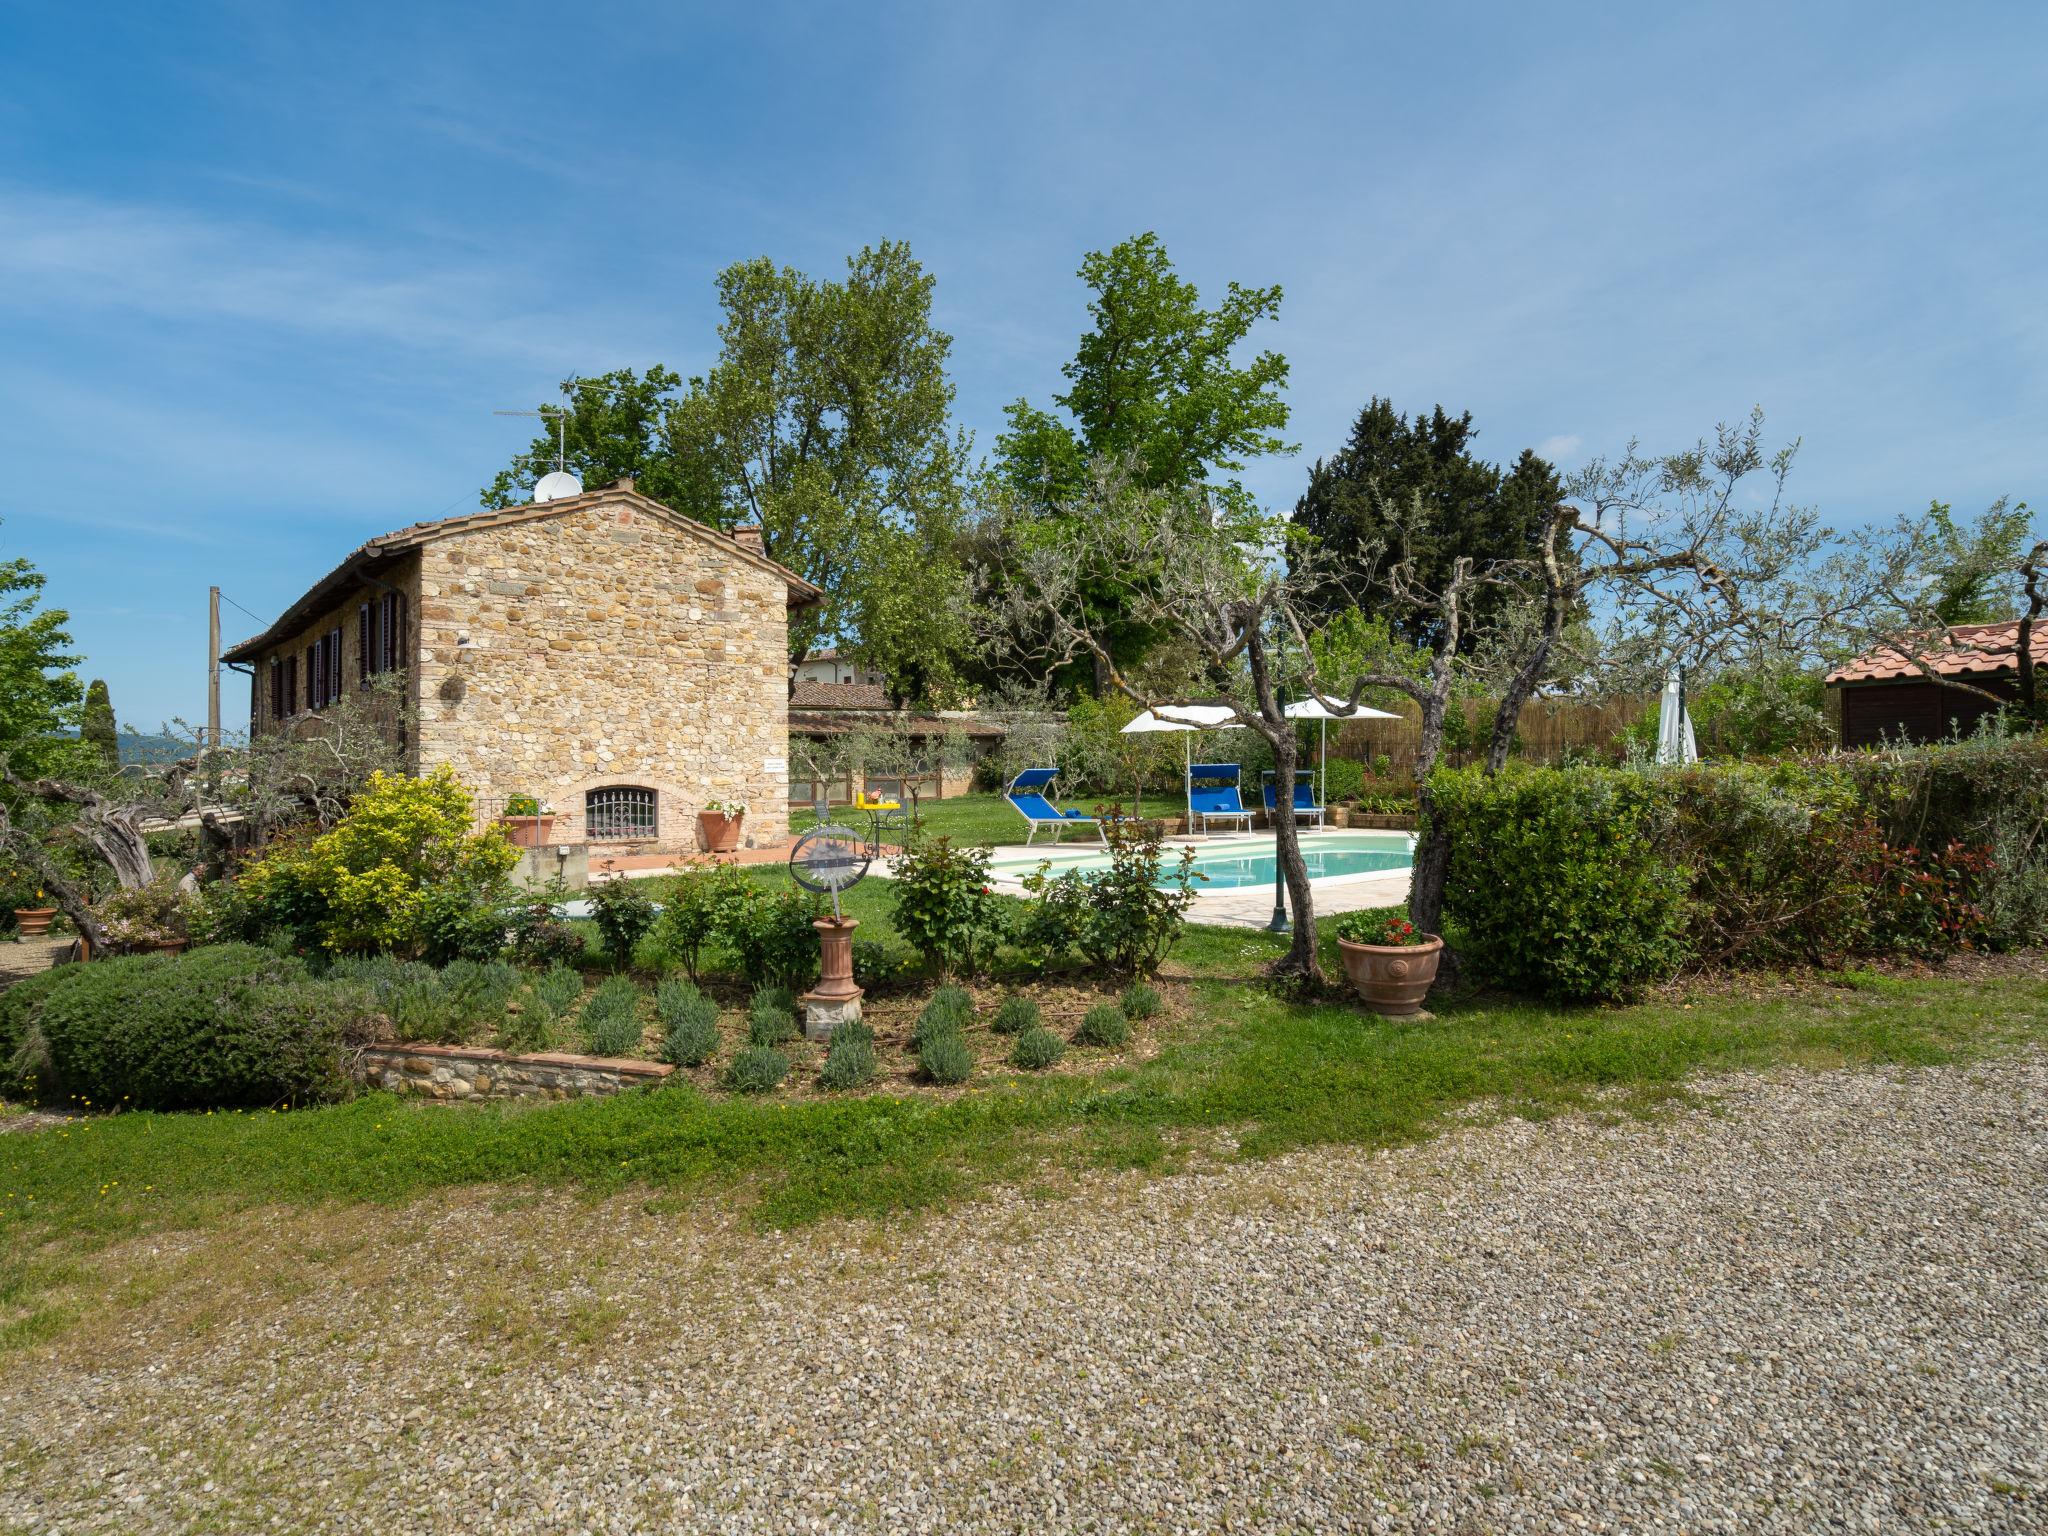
[1028,831,1415,891]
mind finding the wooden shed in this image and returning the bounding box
[1825,621,2024,747]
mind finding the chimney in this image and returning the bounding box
[611,476,636,494]
[732,524,764,553]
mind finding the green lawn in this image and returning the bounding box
[5,929,2043,1249]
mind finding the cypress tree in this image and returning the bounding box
[81,678,118,769]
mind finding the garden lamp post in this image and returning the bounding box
[1268,626,1290,934]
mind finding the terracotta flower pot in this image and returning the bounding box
[1337,934,1443,1017]
[13,907,56,938]
[697,811,743,853]
[499,814,557,849]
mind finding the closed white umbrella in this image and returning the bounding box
[1656,668,1699,765]
[1121,703,1245,824]
[1284,695,1400,806]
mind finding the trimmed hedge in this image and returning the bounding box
[1432,735,2048,1001]
[18,944,376,1109]
[1433,767,1691,1003]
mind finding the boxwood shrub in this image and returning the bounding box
[1432,765,1692,1002]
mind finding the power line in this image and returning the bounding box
[217,592,270,628]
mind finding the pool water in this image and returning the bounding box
[1051,833,1414,891]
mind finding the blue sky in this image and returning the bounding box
[2,1,2043,729]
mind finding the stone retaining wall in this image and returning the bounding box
[356,1041,672,1101]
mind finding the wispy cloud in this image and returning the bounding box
[1536,435,1583,464]
[0,186,599,367]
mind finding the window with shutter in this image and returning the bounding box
[270,658,283,723]
[284,654,297,715]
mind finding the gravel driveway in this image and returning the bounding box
[3,1055,2043,1533]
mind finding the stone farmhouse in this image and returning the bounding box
[222,479,819,853]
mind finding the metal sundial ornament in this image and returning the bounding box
[788,822,872,919]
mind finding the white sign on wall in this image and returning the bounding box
[762,756,787,775]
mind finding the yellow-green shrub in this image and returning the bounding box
[236,767,518,955]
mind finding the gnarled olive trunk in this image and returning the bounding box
[1246,624,1321,981]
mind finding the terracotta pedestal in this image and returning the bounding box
[801,916,864,1041]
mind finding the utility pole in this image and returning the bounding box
[207,585,221,792]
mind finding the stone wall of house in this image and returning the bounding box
[411,494,794,851]
[356,1041,672,1101]
[242,556,419,753]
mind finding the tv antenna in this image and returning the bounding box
[494,406,570,471]
[494,406,583,502]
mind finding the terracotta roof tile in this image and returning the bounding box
[1825,621,2025,684]
[789,681,894,710]
[222,482,819,661]
[789,708,1003,739]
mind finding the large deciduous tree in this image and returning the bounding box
[991,234,1291,694]
[484,242,972,701]
[0,532,87,785]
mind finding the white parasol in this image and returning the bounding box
[1283,695,1401,805]
[1656,668,1699,765]
[1121,703,1245,824]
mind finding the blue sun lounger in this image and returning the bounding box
[1261,770,1326,830]
[1188,763,1254,835]
[1005,768,1103,846]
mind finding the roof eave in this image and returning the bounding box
[220,484,822,660]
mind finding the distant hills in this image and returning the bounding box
[117,732,193,765]
[51,729,194,766]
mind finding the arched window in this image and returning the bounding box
[586,785,658,841]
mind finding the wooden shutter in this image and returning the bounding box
[358,604,372,681]
[269,658,283,722]
[379,591,408,673]
[283,654,297,715]
[329,629,343,698]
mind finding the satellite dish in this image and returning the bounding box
[533,470,583,503]
[789,824,872,919]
